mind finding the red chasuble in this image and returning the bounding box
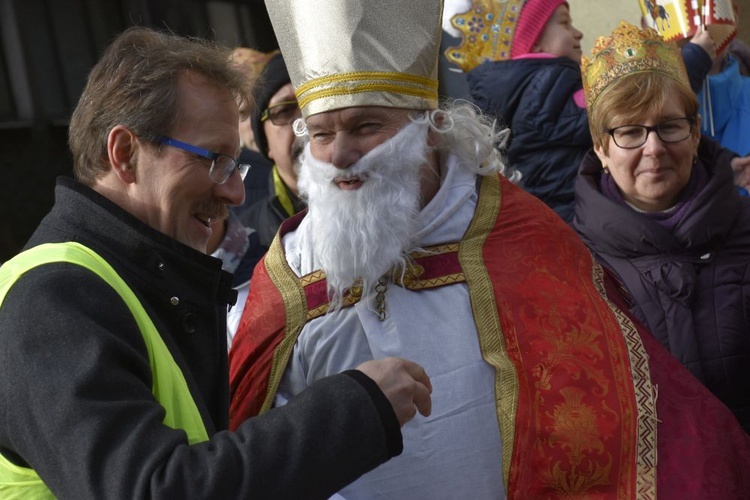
[229,174,750,497]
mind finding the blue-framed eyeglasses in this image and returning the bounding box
[156,136,250,184]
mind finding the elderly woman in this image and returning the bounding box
[573,22,750,432]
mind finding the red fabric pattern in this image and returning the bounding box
[228,255,287,430]
[602,269,750,498]
[486,177,639,497]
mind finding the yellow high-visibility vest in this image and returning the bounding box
[0,242,209,499]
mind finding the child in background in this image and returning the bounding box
[447,0,586,222]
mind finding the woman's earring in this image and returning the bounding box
[602,165,609,175]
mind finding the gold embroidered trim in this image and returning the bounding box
[399,272,465,290]
[591,262,657,498]
[306,287,362,322]
[260,231,309,414]
[303,243,466,321]
[458,174,514,483]
[300,270,325,287]
[409,243,460,258]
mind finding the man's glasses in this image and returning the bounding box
[156,136,250,184]
[605,117,695,150]
[260,100,301,126]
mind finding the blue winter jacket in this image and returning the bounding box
[467,56,590,222]
[698,56,750,156]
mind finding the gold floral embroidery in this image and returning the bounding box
[542,387,612,492]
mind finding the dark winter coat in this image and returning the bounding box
[573,138,750,431]
[238,171,306,248]
[0,177,401,498]
[468,56,590,222]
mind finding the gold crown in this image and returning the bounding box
[444,0,526,72]
[265,0,442,117]
[230,48,280,78]
[581,21,690,108]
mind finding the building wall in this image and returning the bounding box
[570,0,750,56]
[739,0,749,45]
[568,1,642,56]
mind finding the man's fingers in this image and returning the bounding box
[413,380,432,417]
[355,357,433,426]
[404,360,432,394]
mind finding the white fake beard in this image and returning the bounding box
[298,120,430,304]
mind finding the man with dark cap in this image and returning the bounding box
[238,52,306,248]
[229,47,277,213]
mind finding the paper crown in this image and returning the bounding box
[444,0,526,71]
[230,47,280,78]
[581,21,690,108]
[264,0,443,117]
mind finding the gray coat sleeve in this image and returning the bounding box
[0,264,399,499]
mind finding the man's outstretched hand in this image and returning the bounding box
[356,357,432,426]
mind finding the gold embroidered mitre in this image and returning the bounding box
[581,21,690,108]
[444,0,526,72]
[264,0,443,117]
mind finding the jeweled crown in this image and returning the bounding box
[581,21,690,108]
[445,0,526,71]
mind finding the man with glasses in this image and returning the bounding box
[238,52,306,248]
[0,27,432,498]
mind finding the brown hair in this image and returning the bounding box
[68,27,254,184]
[588,71,699,154]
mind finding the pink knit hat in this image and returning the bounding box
[511,0,568,58]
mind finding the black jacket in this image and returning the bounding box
[573,138,750,431]
[468,57,590,222]
[0,177,401,499]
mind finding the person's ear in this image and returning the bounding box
[594,143,608,164]
[107,125,138,184]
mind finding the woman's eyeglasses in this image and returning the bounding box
[605,117,695,149]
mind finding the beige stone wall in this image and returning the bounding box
[738,0,749,45]
[568,1,642,56]
[570,0,749,56]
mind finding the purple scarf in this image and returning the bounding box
[599,161,708,230]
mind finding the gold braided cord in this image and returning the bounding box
[458,174,515,484]
[298,83,438,111]
[295,71,437,95]
[261,231,309,414]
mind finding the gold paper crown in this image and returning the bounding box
[581,21,690,108]
[445,0,526,72]
[264,0,443,117]
[230,47,280,79]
